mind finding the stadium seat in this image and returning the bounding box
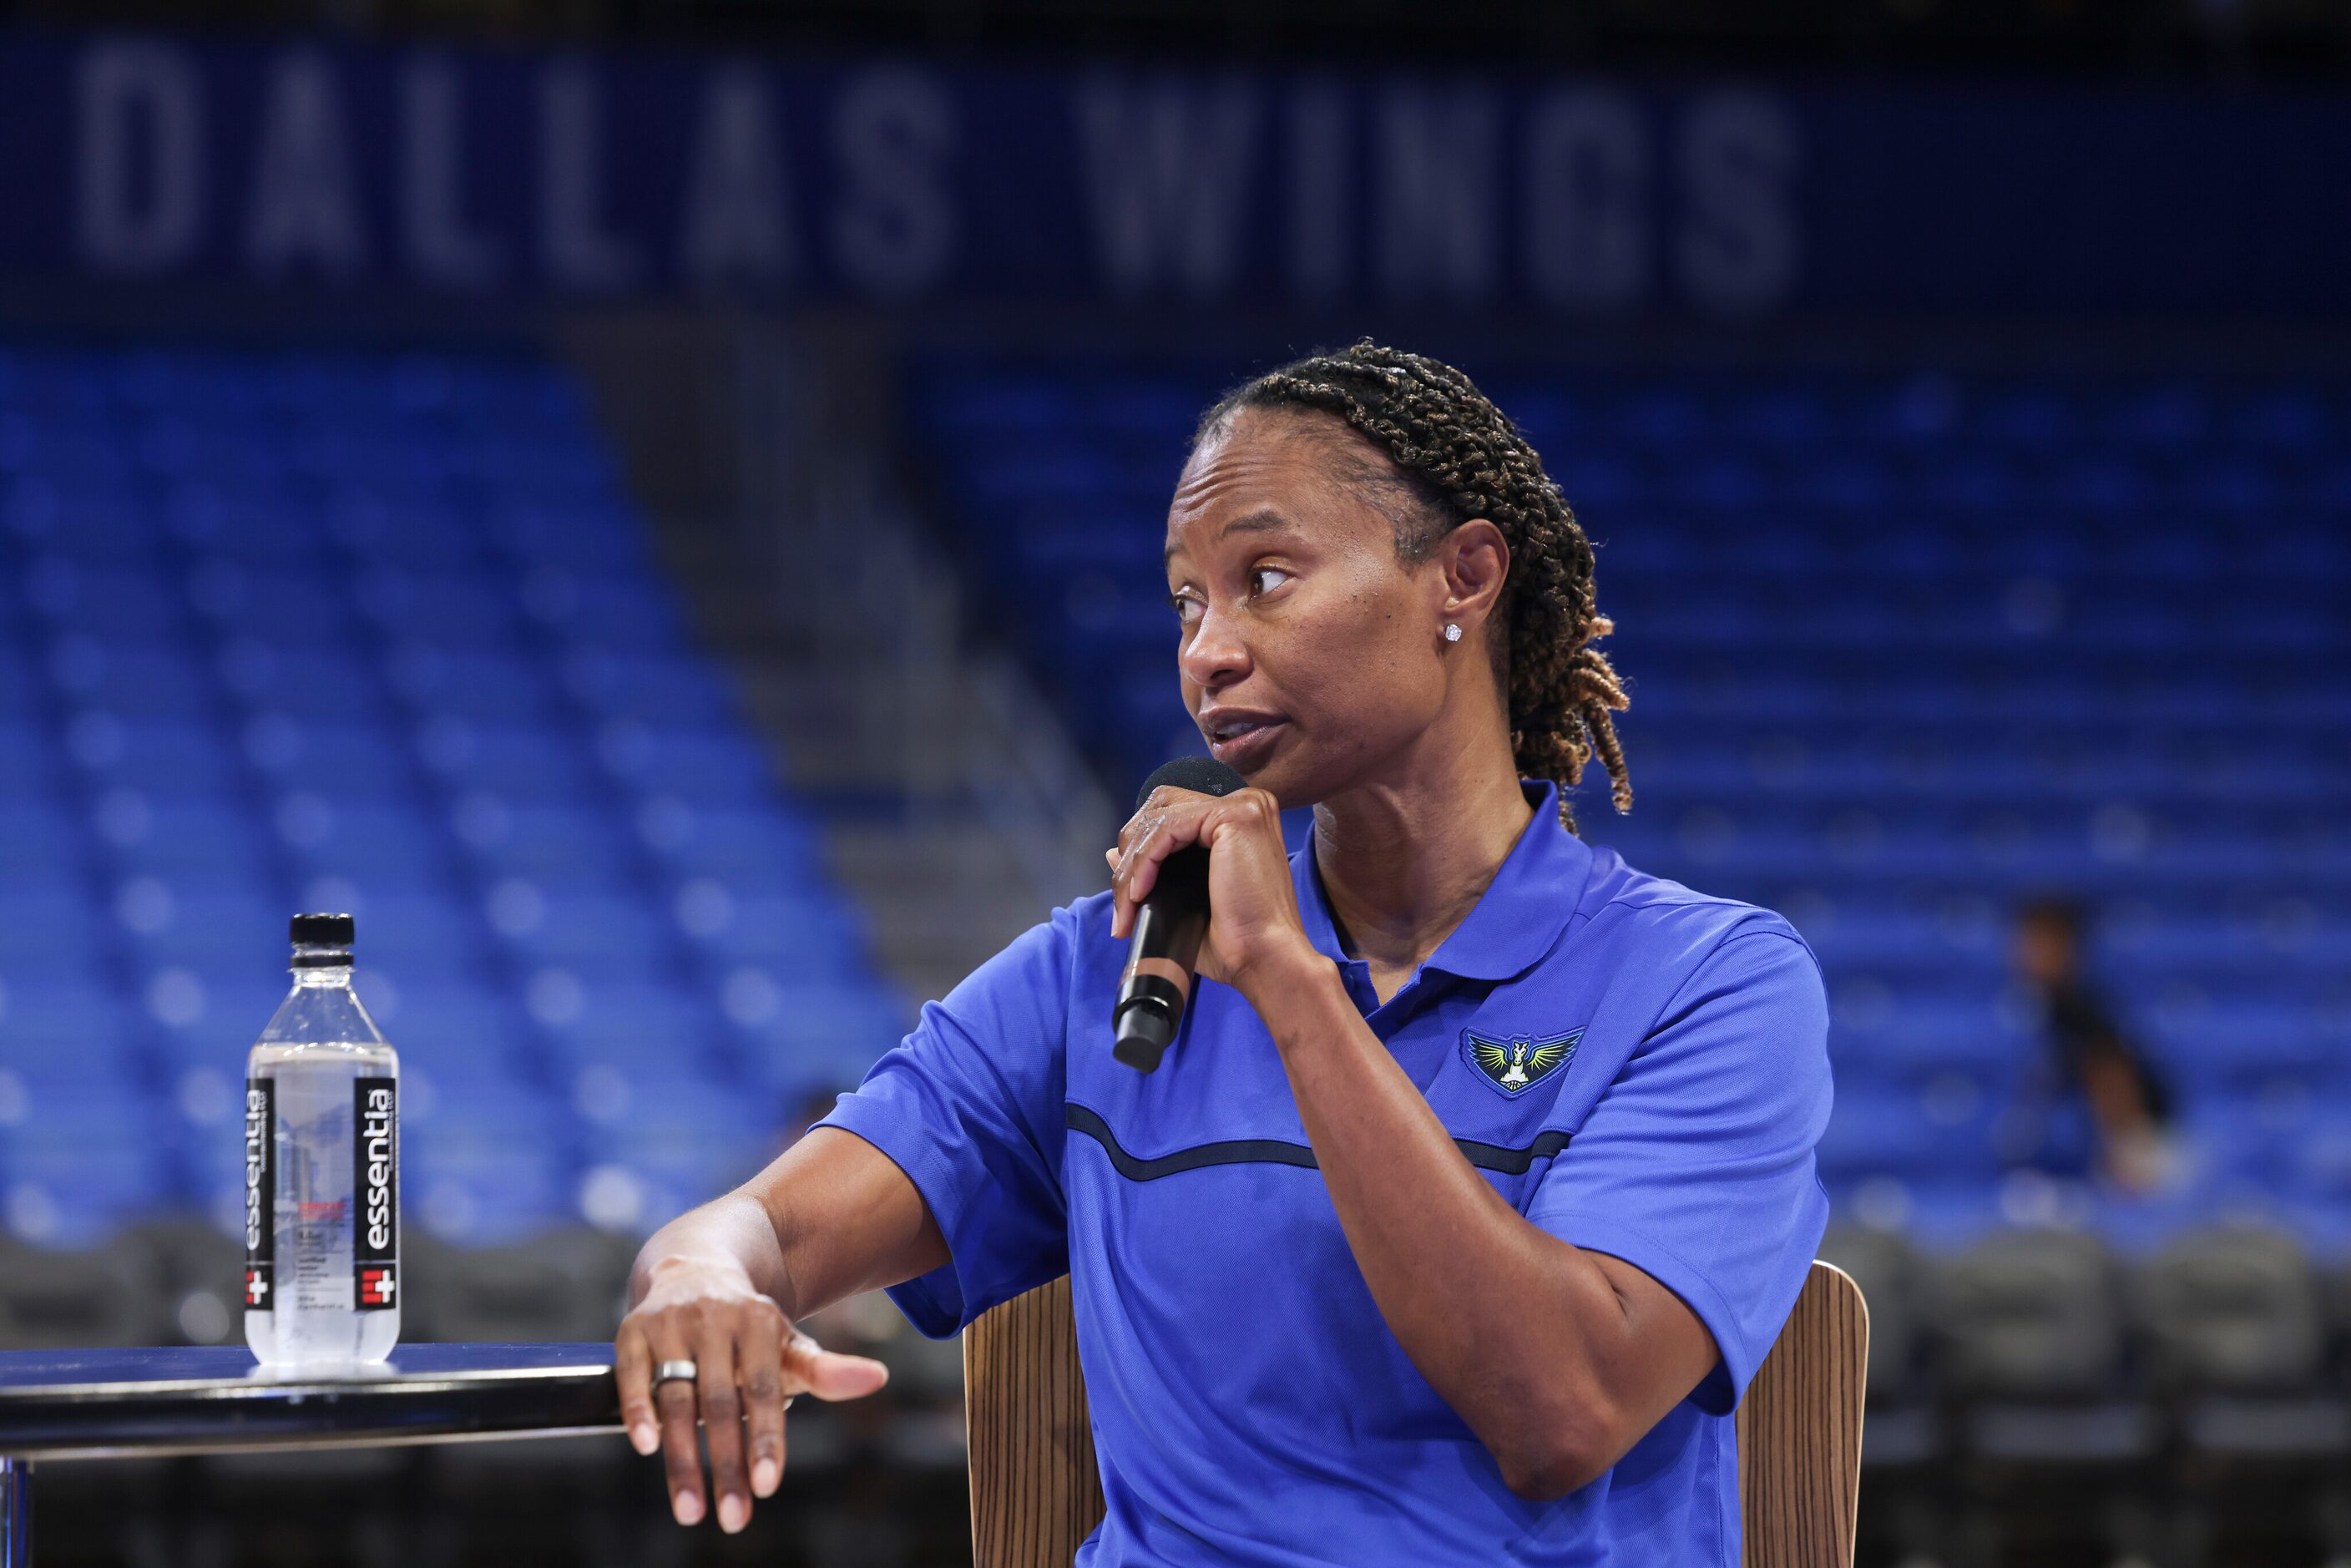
[115,1216,246,1348]
[1935,1229,2159,1464]
[0,1234,157,1348]
[402,1227,633,1345]
[2131,1227,2351,1550]
[2133,1227,2333,1404]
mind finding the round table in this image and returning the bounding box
[0,1343,622,1566]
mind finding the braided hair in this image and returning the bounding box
[1195,341,1631,834]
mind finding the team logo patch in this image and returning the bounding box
[1462,1028,1585,1097]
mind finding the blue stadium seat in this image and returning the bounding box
[731,983,913,1095]
[65,717,242,795]
[401,1064,574,1242]
[219,644,391,721]
[377,983,536,1078]
[279,799,457,888]
[336,890,488,986]
[562,650,738,727]
[683,889,871,976]
[6,480,158,557]
[42,641,212,716]
[417,722,600,802]
[323,493,484,569]
[534,979,727,1075]
[575,1075,782,1230]
[188,563,351,646]
[463,804,640,888]
[0,645,35,718]
[94,797,273,883]
[486,503,647,573]
[495,888,677,974]
[0,979,130,1056]
[525,572,690,650]
[0,722,58,799]
[408,1140,576,1244]
[19,561,189,641]
[598,725,776,804]
[1823,1071,2009,1181]
[0,802,82,876]
[0,1138,176,1249]
[635,800,823,883]
[166,486,329,562]
[386,647,560,725]
[356,569,523,647]
[120,885,287,974]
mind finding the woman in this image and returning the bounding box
[615,344,1833,1564]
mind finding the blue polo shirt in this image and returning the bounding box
[812,777,1832,1566]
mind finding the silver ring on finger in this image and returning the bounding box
[652,1358,699,1388]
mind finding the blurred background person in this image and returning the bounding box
[2005,895,2179,1195]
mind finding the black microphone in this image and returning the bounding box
[1113,756,1247,1073]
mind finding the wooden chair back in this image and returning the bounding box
[1734,1260,1869,1566]
[963,1260,1867,1567]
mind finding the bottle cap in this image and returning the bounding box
[291,913,356,947]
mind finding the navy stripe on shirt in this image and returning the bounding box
[1065,1102,1570,1181]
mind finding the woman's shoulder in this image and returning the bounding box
[928,888,1120,1019]
[1572,848,1831,1092]
[1574,841,1816,968]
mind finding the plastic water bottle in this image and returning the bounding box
[243,913,401,1367]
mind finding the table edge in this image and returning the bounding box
[0,1363,613,1404]
[8,1422,628,1463]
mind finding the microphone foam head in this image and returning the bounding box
[1136,756,1247,810]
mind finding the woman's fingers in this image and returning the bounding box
[649,1330,708,1526]
[619,1297,884,1534]
[697,1324,755,1535]
[1110,808,1160,933]
[781,1328,892,1402]
[737,1311,790,1500]
[1110,802,1203,939]
[614,1318,660,1457]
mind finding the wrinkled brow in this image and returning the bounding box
[1164,508,1292,564]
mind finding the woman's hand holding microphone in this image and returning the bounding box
[1106,781,1317,1004]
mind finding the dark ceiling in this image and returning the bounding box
[11,0,2351,80]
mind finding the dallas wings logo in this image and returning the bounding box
[1461,1027,1585,1097]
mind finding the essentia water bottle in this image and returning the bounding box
[243,913,401,1367]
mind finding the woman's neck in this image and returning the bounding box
[1310,752,1534,980]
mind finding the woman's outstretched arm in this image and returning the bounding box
[615,1125,952,1535]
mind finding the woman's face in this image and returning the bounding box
[1163,408,1460,807]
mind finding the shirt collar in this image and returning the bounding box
[1289,778,1595,984]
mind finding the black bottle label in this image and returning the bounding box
[352,1077,398,1312]
[243,1078,275,1311]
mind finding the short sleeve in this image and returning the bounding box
[808,906,1079,1338]
[1524,923,1833,1415]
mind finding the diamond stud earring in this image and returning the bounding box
[1443,623,1462,643]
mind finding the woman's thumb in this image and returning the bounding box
[789,1340,892,1401]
